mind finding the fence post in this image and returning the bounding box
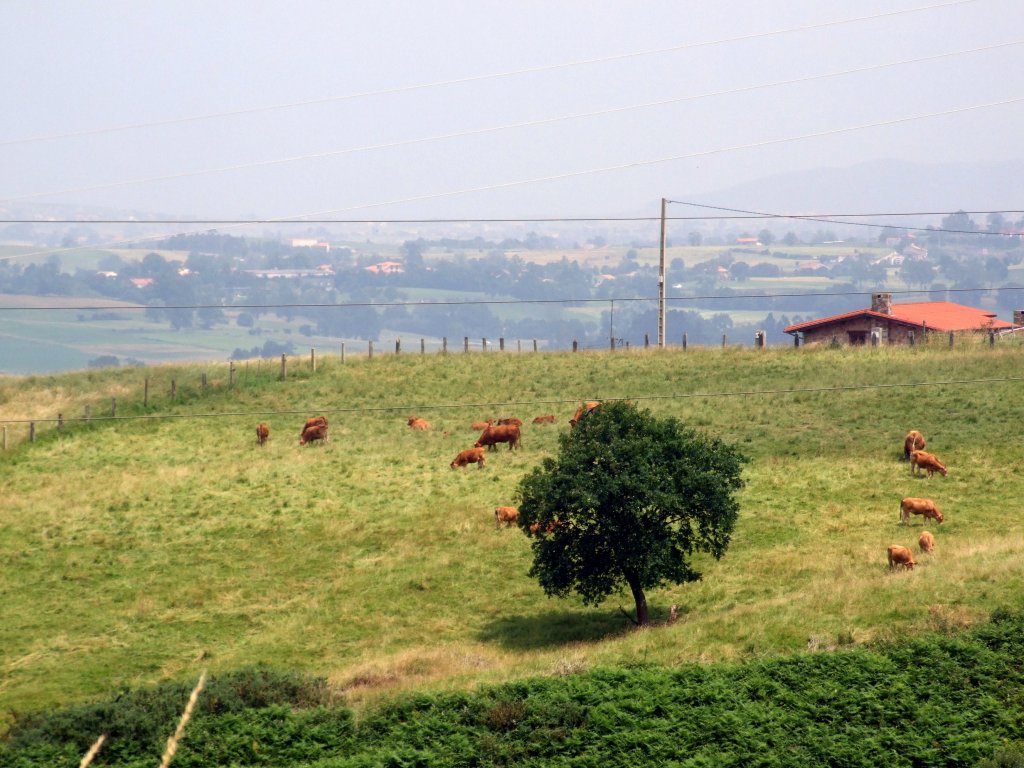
[722,334,728,348]
[610,336,616,351]
[144,377,150,407]
[171,379,176,400]
[2,426,6,450]
[311,347,316,372]
[533,339,538,352]
[794,334,800,347]
[201,372,208,392]
[279,353,287,380]
[682,332,688,350]
[341,342,346,363]
[229,361,236,387]
[368,341,374,359]
[29,422,36,442]
[395,338,401,355]
[482,337,487,351]
[908,330,915,346]
[464,336,469,353]
[57,413,63,431]
[442,337,448,355]
[111,398,117,417]
[949,331,955,348]
[85,405,91,421]
[644,333,649,349]
[421,338,425,354]
[499,337,505,351]
[573,340,578,352]
[989,329,996,346]
[517,339,521,353]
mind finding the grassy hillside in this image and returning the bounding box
[1,340,1023,735]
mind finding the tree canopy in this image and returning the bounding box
[515,400,746,626]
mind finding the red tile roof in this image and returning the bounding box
[784,301,1014,334]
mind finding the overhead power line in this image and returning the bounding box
[4,374,1021,426]
[0,286,1020,314]
[0,0,978,148]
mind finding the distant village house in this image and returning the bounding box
[784,292,1018,346]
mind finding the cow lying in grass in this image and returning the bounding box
[407,416,431,430]
[919,531,935,554]
[910,450,947,478]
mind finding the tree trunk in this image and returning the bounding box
[626,575,649,627]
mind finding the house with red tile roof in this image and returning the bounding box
[784,292,1017,346]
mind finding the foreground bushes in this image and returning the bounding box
[4,610,1024,766]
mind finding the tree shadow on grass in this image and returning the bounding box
[477,608,636,651]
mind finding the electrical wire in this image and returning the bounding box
[0,0,979,149]
[0,285,1020,314]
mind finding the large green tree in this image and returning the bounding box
[516,401,746,626]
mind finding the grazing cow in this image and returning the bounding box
[303,416,328,431]
[494,506,519,528]
[569,401,601,428]
[919,530,935,554]
[887,544,916,571]
[911,450,947,478]
[475,424,521,451]
[450,447,486,469]
[299,422,328,446]
[532,414,556,424]
[497,417,523,427]
[407,416,431,430]
[471,419,494,431]
[903,430,926,461]
[900,497,944,525]
[256,423,269,446]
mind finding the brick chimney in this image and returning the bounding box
[1014,309,1024,327]
[871,292,892,314]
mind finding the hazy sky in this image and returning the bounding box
[3,0,1022,225]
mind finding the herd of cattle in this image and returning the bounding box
[257,408,950,572]
[889,429,949,571]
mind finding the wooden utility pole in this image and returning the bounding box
[658,197,667,348]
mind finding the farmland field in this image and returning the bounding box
[2,339,1023,739]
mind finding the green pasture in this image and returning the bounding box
[1,341,1023,732]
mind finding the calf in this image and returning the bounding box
[256,423,269,446]
[532,414,556,424]
[494,506,519,528]
[497,417,523,427]
[900,497,944,525]
[911,450,947,478]
[471,419,494,431]
[529,519,562,535]
[887,544,916,571]
[918,530,935,554]
[450,447,486,469]
[475,424,521,451]
[903,430,926,461]
[407,416,431,430]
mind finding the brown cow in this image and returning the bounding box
[532,414,556,424]
[407,416,431,430]
[299,422,328,445]
[494,506,519,528]
[911,450,947,478]
[450,447,486,469]
[903,430,926,461]
[569,401,601,428]
[303,416,328,431]
[900,497,944,525]
[471,419,494,431]
[919,530,935,554]
[887,544,916,571]
[497,417,523,427]
[256,423,269,446]
[475,424,521,451]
